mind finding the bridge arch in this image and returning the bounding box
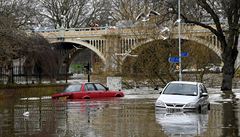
[122,36,222,62]
[50,40,106,65]
[173,35,222,58]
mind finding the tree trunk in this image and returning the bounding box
[7,65,14,84]
[221,71,233,91]
[221,44,238,91]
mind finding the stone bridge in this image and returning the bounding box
[37,24,240,71]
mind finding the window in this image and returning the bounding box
[64,85,81,92]
[200,84,207,93]
[95,83,107,91]
[85,84,95,91]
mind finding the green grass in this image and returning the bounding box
[0,83,67,100]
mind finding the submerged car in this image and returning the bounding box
[155,81,210,112]
[52,82,124,99]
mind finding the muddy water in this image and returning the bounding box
[0,89,239,137]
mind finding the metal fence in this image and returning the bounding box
[0,66,67,84]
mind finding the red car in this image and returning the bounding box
[52,82,124,99]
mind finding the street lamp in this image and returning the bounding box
[60,15,66,29]
[178,0,182,81]
[59,15,66,41]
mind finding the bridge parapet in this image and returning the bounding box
[38,24,225,40]
[36,26,107,33]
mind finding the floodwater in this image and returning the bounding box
[0,88,240,137]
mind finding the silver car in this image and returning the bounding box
[155,81,210,112]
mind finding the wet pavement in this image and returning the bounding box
[0,88,240,137]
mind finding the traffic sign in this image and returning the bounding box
[181,52,189,57]
[168,57,179,63]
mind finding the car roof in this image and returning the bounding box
[169,81,201,85]
[69,82,101,85]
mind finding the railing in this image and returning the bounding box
[0,66,69,84]
[40,23,226,31]
[37,23,230,44]
[35,26,108,33]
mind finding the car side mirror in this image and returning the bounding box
[106,87,109,91]
[159,90,162,94]
[201,92,208,97]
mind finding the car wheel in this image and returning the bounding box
[83,96,90,99]
[115,94,122,97]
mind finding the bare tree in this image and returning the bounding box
[111,0,144,22]
[110,0,172,27]
[0,0,41,29]
[183,41,222,82]
[163,0,240,91]
[122,40,177,86]
[39,0,107,28]
[0,29,30,67]
[25,33,60,83]
[0,0,60,83]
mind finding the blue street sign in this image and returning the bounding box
[181,52,189,57]
[168,57,179,63]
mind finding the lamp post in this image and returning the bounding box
[60,15,65,41]
[178,0,182,81]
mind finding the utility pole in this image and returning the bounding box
[178,0,182,81]
[84,62,91,82]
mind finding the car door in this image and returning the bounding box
[67,84,82,99]
[84,83,99,98]
[94,83,108,97]
[199,84,209,108]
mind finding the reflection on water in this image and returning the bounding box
[0,95,165,137]
[0,89,240,137]
[155,110,208,137]
[221,91,239,137]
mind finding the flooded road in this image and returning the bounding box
[0,88,240,137]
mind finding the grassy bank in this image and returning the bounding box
[0,83,67,100]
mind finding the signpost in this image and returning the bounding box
[181,52,189,57]
[168,57,179,63]
[168,52,188,63]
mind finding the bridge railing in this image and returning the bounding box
[36,21,228,35]
[37,24,228,43]
[36,24,218,37]
[35,26,108,33]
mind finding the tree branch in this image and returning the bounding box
[181,15,218,33]
[197,0,223,34]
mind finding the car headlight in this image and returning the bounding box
[155,100,166,108]
[184,102,197,108]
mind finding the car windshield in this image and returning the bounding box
[163,83,198,96]
[64,85,81,92]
